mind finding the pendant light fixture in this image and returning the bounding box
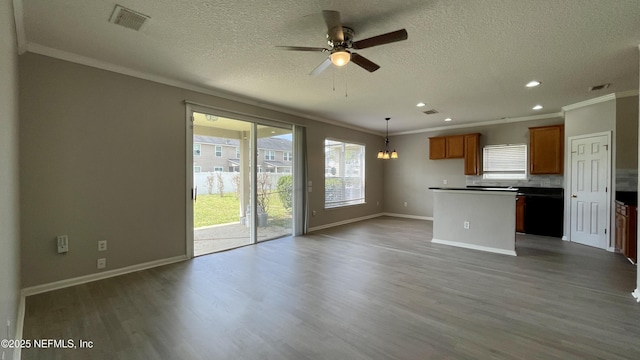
[377,117,398,160]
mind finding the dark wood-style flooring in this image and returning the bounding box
[22,217,640,359]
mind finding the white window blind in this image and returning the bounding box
[483,144,527,179]
[324,139,365,208]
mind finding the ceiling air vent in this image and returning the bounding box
[423,109,439,115]
[589,83,610,91]
[109,5,150,31]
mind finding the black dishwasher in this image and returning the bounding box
[520,187,564,237]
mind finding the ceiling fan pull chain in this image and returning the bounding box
[345,66,348,98]
[332,67,336,92]
[345,74,348,98]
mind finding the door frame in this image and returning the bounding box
[566,131,613,251]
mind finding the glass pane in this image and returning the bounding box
[324,139,365,208]
[192,112,252,256]
[256,125,293,242]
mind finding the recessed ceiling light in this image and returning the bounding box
[532,105,543,110]
[416,102,426,107]
[526,80,541,88]
[444,118,452,122]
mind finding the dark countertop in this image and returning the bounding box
[616,191,638,206]
[467,186,563,198]
[429,187,519,192]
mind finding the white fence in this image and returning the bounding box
[194,172,289,196]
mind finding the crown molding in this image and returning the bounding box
[12,0,27,54]
[614,89,639,99]
[561,90,639,112]
[390,112,563,136]
[24,43,381,136]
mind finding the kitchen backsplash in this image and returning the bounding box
[616,168,638,191]
[466,175,563,188]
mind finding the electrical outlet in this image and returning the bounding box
[404,201,408,207]
[56,235,69,253]
[443,179,448,185]
[312,210,316,216]
[97,258,106,269]
[464,221,470,229]
[98,240,107,251]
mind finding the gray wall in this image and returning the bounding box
[383,117,563,217]
[616,96,639,169]
[19,53,384,287]
[0,0,21,357]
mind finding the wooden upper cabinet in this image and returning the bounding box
[429,135,464,159]
[464,133,480,175]
[446,135,465,158]
[429,137,447,159]
[529,125,564,174]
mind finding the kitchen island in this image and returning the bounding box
[429,187,518,256]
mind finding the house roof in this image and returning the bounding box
[194,135,292,151]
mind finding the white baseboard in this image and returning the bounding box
[383,213,433,221]
[308,213,385,232]
[21,255,188,297]
[633,289,640,303]
[431,238,517,256]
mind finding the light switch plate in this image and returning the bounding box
[98,240,107,251]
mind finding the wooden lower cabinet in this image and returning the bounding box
[615,201,637,263]
[516,196,526,233]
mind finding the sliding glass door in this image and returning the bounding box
[186,106,294,257]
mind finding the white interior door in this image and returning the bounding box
[569,134,610,249]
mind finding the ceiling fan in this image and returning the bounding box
[277,10,408,75]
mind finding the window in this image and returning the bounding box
[193,166,201,173]
[264,150,275,160]
[483,144,527,180]
[215,145,222,157]
[283,151,293,161]
[194,144,201,156]
[324,139,365,208]
[213,166,224,172]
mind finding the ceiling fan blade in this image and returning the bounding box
[276,46,327,52]
[309,58,332,76]
[350,53,380,72]
[322,10,344,42]
[352,29,408,49]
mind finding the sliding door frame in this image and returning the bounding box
[185,101,303,258]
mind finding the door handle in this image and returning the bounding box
[571,194,577,198]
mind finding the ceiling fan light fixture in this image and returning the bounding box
[330,50,351,66]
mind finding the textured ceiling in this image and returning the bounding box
[18,0,640,134]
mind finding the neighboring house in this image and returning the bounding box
[193,135,293,173]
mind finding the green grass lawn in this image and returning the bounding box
[194,192,291,228]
